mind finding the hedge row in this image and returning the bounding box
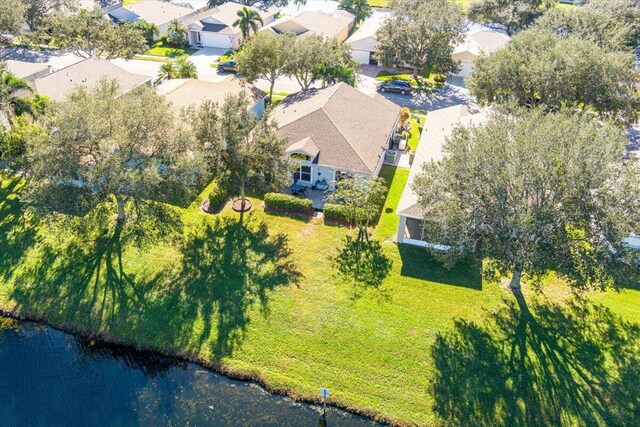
[323,204,379,225]
[264,192,313,214]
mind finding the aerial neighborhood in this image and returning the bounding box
[0,0,639,425]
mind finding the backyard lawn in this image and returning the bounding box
[147,41,197,58]
[0,172,638,426]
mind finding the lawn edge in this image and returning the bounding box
[0,306,413,427]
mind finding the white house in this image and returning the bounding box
[108,0,201,38]
[452,30,510,78]
[260,9,355,43]
[156,76,266,118]
[270,83,401,190]
[184,2,278,49]
[346,15,387,65]
[396,105,489,247]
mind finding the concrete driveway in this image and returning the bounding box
[356,66,475,112]
[189,47,228,81]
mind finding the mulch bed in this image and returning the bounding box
[232,198,252,212]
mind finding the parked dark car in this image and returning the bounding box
[217,60,237,73]
[377,80,412,95]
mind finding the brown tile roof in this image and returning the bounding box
[33,58,151,102]
[271,83,401,174]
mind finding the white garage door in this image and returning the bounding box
[201,33,234,49]
[351,49,371,65]
[453,61,473,78]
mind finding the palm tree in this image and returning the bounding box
[0,63,34,121]
[338,0,372,24]
[175,57,198,79]
[294,0,307,10]
[134,19,159,45]
[233,6,264,44]
[158,61,177,80]
[167,19,187,46]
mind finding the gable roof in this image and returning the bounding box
[397,105,489,218]
[271,83,401,174]
[453,30,510,58]
[185,1,277,34]
[33,58,151,102]
[261,10,354,39]
[4,60,50,81]
[110,0,196,25]
[346,14,387,49]
[156,76,265,110]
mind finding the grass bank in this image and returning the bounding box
[0,171,638,425]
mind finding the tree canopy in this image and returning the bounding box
[376,0,465,78]
[413,108,640,292]
[584,0,640,46]
[467,29,640,124]
[26,79,203,224]
[236,32,294,100]
[467,0,555,35]
[192,92,289,219]
[0,0,26,49]
[338,0,373,24]
[45,8,147,59]
[24,0,78,31]
[534,6,633,50]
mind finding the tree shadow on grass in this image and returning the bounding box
[0,176,39,282]
[332,236,393,301]
[10,205,179,329]
[178,216,301,360]
[430,293,640,426]
[398,244,482,290]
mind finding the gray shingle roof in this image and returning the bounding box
[271,83,401,174]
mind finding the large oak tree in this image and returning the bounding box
[26,79,203,224]
[376,0,465,78]
[467,29,640,123]
[467,0,555,35]
[413,108,640,292]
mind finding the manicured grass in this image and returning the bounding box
[369,0,472,11]
[376,70,445,92]
[407,116,425,151]
[147,41,197,58]
[0,173,638,425]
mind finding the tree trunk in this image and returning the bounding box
[413,67,419,80]
[239,181,246,224]
[115,194,126,223]
[269,79,276,105]
[510,268,522,291]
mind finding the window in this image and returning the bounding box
[290,153,310,161]
[293,165,311,182]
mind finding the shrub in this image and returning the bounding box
[208,180,228,209]
[323,203,352,223]
[264,192,313,213]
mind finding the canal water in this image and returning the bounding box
[0,317,379,426]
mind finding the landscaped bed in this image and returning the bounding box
[375,70,445,93]
[147,40,197,58]
[0,169,637,426]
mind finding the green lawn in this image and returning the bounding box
[407,116,425,151]
[147,41,197,58]
[0,172,638,425]
[369,0,472,10]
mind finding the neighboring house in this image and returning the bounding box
[183,1,278,49]
[5,60,51,82]
[108,0,201,38]
[260,10,356,43]
[33,58,152,102]
[396,105,489,248]
[156,75,267,118]
[346,15,387,65]
[452,30,510,78]
[270,82,401,189]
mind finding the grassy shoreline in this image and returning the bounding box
[1,171,638,426]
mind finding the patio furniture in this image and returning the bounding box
[290,183,308,196]
[398,138,407,151]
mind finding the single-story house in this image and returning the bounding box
[260,10,355,43]
[33,58,152,102]
[183,1,278,49]
[5,60,51,82]
[270,82,401,189]
[452,30,510,78]
[346,15,387,65]
[156,75,266,117]
[108,0,201,37]
[396,105,489,248]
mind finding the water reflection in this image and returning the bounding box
[0,318,379,427]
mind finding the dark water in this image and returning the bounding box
[0,317,379,427]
